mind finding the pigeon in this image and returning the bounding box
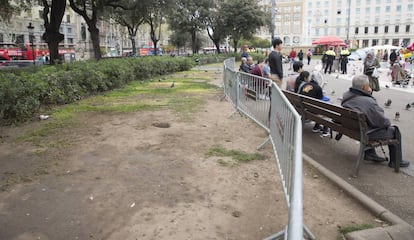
[385,85,390,89]
[405,104,411,110]
[140,80,144,84]
[335,74,339,79]
[170,81,175,88]
[331,90,335,95]
[411,102,414,106]
[395,112,400,121]
[384,99,392,107]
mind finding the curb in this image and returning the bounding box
[303,153,414,239]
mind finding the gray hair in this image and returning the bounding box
[352,75,369,89]
[241,57,247,62]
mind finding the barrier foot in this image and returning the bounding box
[304,225,316,240]
[257,137,270,150]
[228,109,243,118]
[262,229,285,240]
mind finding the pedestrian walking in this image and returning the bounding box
[306,49,312,65]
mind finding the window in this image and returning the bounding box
[372,39,378,46]
[356,8,360,14]
[355,27,359,34]
[66,15,71,23]
[385,6,391,12]
[376,0,381,3]
[408,4,413,11]
[0,33,3,43]
[364,27,369,33]
[384,39,389,45]
[362,40,369,48]
[374,26,378,33]
[406,25,410,33]
[366,8,370,14]
[67,27,72,34]
[38,10,43,19]
[366,0,371,3]
[384,26,389,33]
[68,38,73,44]
[396,5,401,12]
[336,27,341,35]
[375,7,380,13]
[395,25,399,33]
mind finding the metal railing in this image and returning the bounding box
[222,58,315,240]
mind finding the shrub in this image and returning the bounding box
[0,56,195,124]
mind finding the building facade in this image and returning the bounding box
[259,0,413,48]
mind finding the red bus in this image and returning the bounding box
[0,42,75,61]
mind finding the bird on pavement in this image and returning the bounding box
[395,112,400,121]
[331,90,335,95]
[384,99,392,107]
[385,85,390,89]
[170,81,175,88]
[405,104,411,110]
[335,74,339,79]
[411,102,414,106]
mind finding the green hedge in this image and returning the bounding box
[0,56,194,124]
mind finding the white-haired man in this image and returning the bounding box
[341,75,409,168]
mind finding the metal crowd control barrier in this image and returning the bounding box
[222,58,315,240]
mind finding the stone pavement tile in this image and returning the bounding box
[345,224,414,240]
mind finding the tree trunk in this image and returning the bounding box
[233,40,238,53]
[213,40,221,54]
[191,31,197,54]
[44,32,64,64]
[131,38,137,55]
[41,0,65,64]
[150,28,159,56]
[88,25,101,60]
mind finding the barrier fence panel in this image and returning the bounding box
[221,58,315,240]
[237,72,271,131]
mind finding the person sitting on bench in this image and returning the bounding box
[341,75,410,168]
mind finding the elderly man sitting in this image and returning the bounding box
[341,75,410,168]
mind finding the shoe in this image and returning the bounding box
[364,154,387,162]
[321,131,330,137]
[388,160,410,168]
[312,126,321,133]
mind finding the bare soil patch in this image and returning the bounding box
[0,70,382,240]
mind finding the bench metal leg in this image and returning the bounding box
[353,143,365,177]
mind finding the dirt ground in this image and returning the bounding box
[0,69,384,240]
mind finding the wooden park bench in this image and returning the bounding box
[282,90,400,177]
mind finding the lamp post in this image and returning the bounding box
[27,22,35,66]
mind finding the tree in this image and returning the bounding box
[221,0,266,53]
[69,0,124,60]
[205,2,227,54]
[169,30,190,55]
[168,0,212,54]
[40,0,66,65]
[141,0,175,56]
[0,0,16,22]
[108,0,145,56]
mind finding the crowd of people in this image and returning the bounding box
[237,38,410,169]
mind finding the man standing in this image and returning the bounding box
[341,75,410,168]
[324,47,336,74]
[340,47,350,74]
[268,38,284,87]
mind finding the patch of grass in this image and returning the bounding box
[2,172,33,190]
[18,71,218,143]
[337,224,375,240]
[206,145,266,162]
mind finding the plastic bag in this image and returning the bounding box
[372,67,379,78]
